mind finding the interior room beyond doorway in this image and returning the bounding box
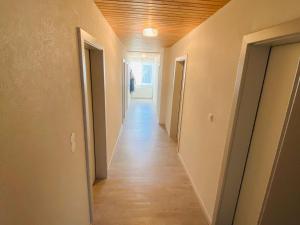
[127,52,161,102]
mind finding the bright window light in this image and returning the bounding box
[143,28,158,37]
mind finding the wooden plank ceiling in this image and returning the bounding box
[95,0,230,51]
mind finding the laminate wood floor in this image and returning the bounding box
[93,100,208,225]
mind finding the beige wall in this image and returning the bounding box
[0,0,124,224]
[160,0,300,221]
[159,49,171,124]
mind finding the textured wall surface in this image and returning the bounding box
[0,0,124,224]
[160,0,300,221]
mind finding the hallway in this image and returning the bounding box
[93,100,208,225]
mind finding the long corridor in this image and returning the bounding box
[93,100,208,225]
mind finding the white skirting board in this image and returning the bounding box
[178,152,212,224]
[108,124,123,169]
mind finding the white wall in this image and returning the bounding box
[160,0,300,221]
[154,49,164,120]
[131,85,153,99]
[0,0,124,224]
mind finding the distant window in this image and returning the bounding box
[142,64,153,84]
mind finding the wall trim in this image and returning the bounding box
[77,27,107,224]
[169,54,188,142]
[178,152,212,224]
[108,124,124,169]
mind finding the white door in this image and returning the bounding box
[84,48,96,185]
[234,42,300,225]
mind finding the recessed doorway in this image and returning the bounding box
[170,56,187,144]
[77,28,108,223]
[213,19,300,225]
[122,60,129,122]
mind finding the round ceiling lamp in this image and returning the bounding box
[143,28,158,37]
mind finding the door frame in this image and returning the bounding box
[122,59,128,122]
[77,27,108,224]
[125,62,129,114]
[170,55,188,145]
[212,18,300,225]
[258,61,300,224]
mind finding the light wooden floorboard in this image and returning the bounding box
[93,100,208,225]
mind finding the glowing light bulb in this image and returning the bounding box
[143,28,158,37]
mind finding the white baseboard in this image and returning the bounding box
[108,123,123,169]
[178,152,212,224]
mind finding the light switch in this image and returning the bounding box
[71,132,76,153]
[208,113,214,122]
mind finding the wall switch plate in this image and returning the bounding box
[208,113,214,122]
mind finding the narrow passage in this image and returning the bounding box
[93,100,208,225]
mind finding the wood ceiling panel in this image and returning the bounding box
[94,0,230,51]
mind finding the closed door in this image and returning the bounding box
[234,42,300,225]
[84,48,96,185]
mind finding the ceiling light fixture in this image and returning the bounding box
[143,28,158,37]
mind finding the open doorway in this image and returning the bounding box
[77,28,107,223]
[122,60,125,121]
[213,19,300,225]
[234,39,300,225]
[170,56,187,143]
[126,52,161,107]
[122,60,129,122]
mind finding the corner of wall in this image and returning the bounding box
[159,47,172,126]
